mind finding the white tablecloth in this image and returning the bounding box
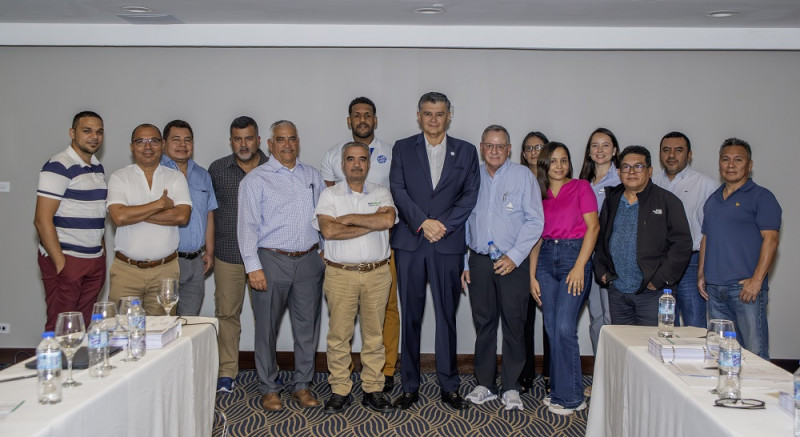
[585,325,794,437]
[0,316,218,437]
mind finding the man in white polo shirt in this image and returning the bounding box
[314,141,397,414]
[107,123,192,314]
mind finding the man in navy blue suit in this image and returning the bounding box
[389,92,480,410]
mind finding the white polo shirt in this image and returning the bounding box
[319,137,393,187]
[312,182,397,264]
[107,164,192,260]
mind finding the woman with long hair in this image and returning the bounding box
[578,128,620,359]
[529,142,599,415]
[518,131,550,394]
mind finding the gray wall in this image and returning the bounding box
[1,47,798,359]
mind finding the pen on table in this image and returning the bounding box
[11,400,24,412]
[0,373,38,383]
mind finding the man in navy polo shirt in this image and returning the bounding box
[698,137,781,360]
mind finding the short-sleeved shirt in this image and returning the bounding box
[319,138,393,187]
[542,178,598,240]
[653,166,718,251]
[160,156,218,252]
[702,179,781,289]
[312,182,397,264]
[107,164,192,261]
[37,146,107,258]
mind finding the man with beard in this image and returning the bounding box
[319,97,399,392]
[35,111,108,330]
[208,116,269,393]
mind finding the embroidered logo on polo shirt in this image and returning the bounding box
[652,209,663,214]
[368,201,381,207]
[377,155,387,164]
[736,202,741,207]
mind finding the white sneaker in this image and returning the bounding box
[465,385,497,405]
[548,400,587,416]
[501,390,524,411]
[542,395,552,406]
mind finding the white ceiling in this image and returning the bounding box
[2,0,800,27]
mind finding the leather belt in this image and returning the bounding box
[324,258,390,273]
[115,251,178,269]
[264,243,319,258]
[178,249,203,260]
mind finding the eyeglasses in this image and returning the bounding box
[482,143,509,152]
[713,398,765,409]
[133,138,163,146]
[523,145,544,153]
[619,163,647,173]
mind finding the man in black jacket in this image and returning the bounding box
[594,146,692,326]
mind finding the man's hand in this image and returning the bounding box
[646,282,657,291]
[738,277,762,303]
[493,255,517,276]
[420,219,446,243]
[460,270,470,291]
[202,252,214,275]
[697,273,708,301]
[248,269,267,291]
[157,189,174,211]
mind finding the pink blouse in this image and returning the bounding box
[541,179,597,239]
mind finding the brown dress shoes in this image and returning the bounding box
[292,389,321,407]
[260,392,283,411]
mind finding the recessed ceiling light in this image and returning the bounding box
[121,5,153,13]
[706,10,739,18]
[415,6,446,15]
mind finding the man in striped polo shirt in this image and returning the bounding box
[35,111,108,331]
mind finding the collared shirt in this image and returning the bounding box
[37,145,107,258]
[653,166,718,251]
[609,195,642,293]
[320,137,393,187]
[465,161,544,267]
[590,162,621,211]
[208,150,269,264]
[312,182,397,264]
[237,158,324,274]
[542,179,597,239]
[425,136,446,188]
[107,164,192,261]
[702,178,781,289]
[160,155,218,252]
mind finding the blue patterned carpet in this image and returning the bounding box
[214,370,590,436]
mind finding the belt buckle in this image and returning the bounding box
[136,260,149,269]
[357,262,370,273]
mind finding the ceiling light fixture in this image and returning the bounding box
[121,5,153,13]
[415,4,446,15]
[706,10,739,18]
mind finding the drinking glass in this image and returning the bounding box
[55,312,86,387]
[157,278,179,316]
[706,319,735,362]
[92,302,117,370]
[117,297,138,362]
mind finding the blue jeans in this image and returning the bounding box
[674,252,706,328]
[536,239,590,409]
[706,283,769,360]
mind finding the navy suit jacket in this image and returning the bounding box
[389,133,480,255]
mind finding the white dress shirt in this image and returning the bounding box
[653,166,719,250]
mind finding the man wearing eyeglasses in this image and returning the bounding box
[594,146,692,326]
[461,125,544,411]
[107,123,192,315]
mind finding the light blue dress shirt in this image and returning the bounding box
[465,160,544,267]
[591,162,621,211]
[237,158,324,274]
[161,156,218,252]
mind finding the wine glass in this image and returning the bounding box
[92,302,117,370]
[157,278,179,316]
[706,319,735,363]
[55,312,86,387]
[117,297,137,362]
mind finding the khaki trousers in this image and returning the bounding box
[382,252,400,376]
[109,257,179,315]
[325,263,392,395]
[213,258,248,379]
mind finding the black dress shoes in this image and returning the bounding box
[383,375,394,393]
[324,393,353,414]
[519,375,535,394]
[363,391,394,413]
[441,391,470,410]
[393,391,419,410]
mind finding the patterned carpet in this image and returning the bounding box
[213,370,590,436]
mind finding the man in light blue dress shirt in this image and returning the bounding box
[160,120,218,316]
[237,120,325,412]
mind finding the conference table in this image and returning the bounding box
[0,316,218,437]
[585,325,794,437]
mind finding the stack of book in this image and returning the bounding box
[145,316,181,349]
[648,337,708,363]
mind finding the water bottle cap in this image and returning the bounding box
[663,288,672,294]
[42,331,55,338]
[488,241,494,245]
[91,314,103,321]
[723,331,736,338]
[131,299,141,305]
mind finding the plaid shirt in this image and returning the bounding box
[208,150,269,264]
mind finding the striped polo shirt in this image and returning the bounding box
[37,145,107,258]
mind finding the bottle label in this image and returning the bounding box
[129,314,146,330]
[658,300,674,315]
[37,350,61,371]
[719,350,741,368]
[88,331,108,349]
[794,380,800,402]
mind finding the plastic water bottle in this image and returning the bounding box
[128,299,146,359]
[716,331,741,399]
[793,360,800,436]
[488,241,502,261]
[37,331,62,404]
[88,314,109,378]
[657,288,676,338]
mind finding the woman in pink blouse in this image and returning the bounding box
[529,142,599,415]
